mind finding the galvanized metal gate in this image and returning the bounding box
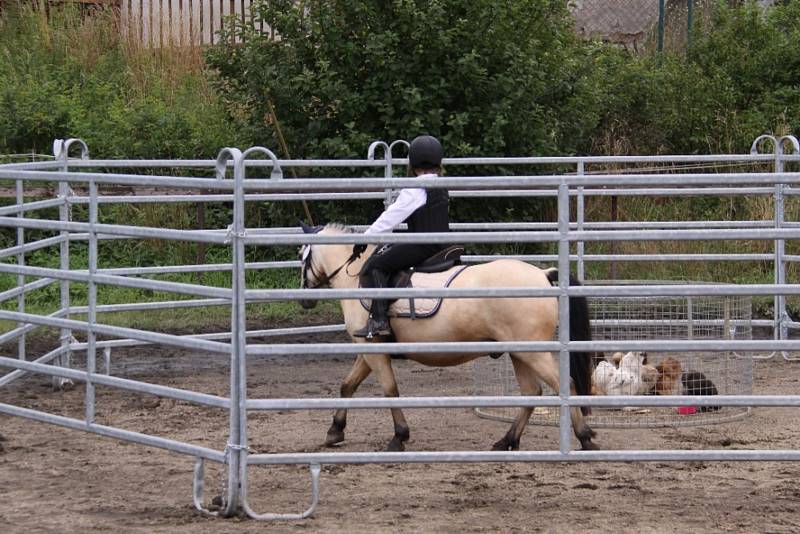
[0,136,799,519]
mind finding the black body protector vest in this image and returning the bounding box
[406,188,449,234]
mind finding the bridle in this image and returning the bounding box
[301,245,364,290]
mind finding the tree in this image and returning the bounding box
[206,0,597,161]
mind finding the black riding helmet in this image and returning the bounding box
[408,135,443,169]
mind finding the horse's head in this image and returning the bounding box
[298,222,324,309]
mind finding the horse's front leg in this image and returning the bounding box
[325,355,371,446]
[362,353,410,452]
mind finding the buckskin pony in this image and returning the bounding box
[298,223,599,452]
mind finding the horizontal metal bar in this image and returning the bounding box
[70,298,230,314]
[0,197,66,216]
[69,324,348,351]
[0,310,231,354]
[64,158,384,169]
[453,220,775,230]
[0,345,67,387]
[34,153,789,169]
[0,278,56,304]
[570,283,800,297]
[466,254,775,263]
[0,216,229,244]
[0,309,66,346]
[246,283,800,302]
[0,234,67,261]
[246,339,800,356]
[0,169,235,189]
[9,171,789,192]
[0,401,225,462]
[245,394,800,411]
[70,192,386,204]
[572,228,800,242]
[235,172,800,191]
[0,263,231,299]
[451,187,779,198]
[0,356,230,408]
[568,187,776,197]
[247,286,560,301]
[0,160,61,170]
[248,449,800,466]
[63,187,778,205]
[241,228,800,246]
[95,261,294,276]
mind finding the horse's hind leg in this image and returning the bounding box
[325,355,371,446]
[492,354,543,451]
[362,354,410,452]
[512,352,599,451]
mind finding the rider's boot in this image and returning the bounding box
[352,270,392,339]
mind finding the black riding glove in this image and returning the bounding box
[352,244,368,257]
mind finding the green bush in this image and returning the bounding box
[205,0,609,232]
[207,0,602,161]
[0,4,244,158]
[0,3,249,270]
[2,0,800,298]
[592,1,800,155]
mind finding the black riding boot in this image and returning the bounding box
[352,270,392,339]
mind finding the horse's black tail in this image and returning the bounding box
[545,268,595,416]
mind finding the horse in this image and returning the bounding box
[298,223,599,452]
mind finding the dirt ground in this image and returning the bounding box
[2,328,800,534]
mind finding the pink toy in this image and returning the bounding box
[677,406,697,415]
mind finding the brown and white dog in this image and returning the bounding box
[655,357,683,396]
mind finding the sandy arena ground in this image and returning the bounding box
[2,326,800,534]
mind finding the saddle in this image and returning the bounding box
[360,245,467,319]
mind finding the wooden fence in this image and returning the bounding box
[120,0,265,46]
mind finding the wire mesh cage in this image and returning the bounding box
[473,281,754,428]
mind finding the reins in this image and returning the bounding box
[305,247,364,289]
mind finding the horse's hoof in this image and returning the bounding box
[325,429,345,447]
[386,438,405,452]
[579,440,600,451]
[491,438,519,451]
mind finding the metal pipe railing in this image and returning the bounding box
[1,137,798,520]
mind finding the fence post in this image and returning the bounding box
[576,161,585,281]
[57,144,70,372]
[15,169,24,362]
[230,150,248,517]
[774,143,787,347]
[57,139,88,389]
[657,0,666,52]
[216,147,245,516]
[557,182,572,454]
[86,178,98,423]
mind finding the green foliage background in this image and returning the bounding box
[0,0,799,322]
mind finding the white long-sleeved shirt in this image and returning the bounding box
[364,173,437,234]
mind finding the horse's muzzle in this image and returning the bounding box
[299,299,318,310]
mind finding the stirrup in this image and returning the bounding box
[352,318,392,339]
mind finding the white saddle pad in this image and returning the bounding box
[360,265,468,319]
